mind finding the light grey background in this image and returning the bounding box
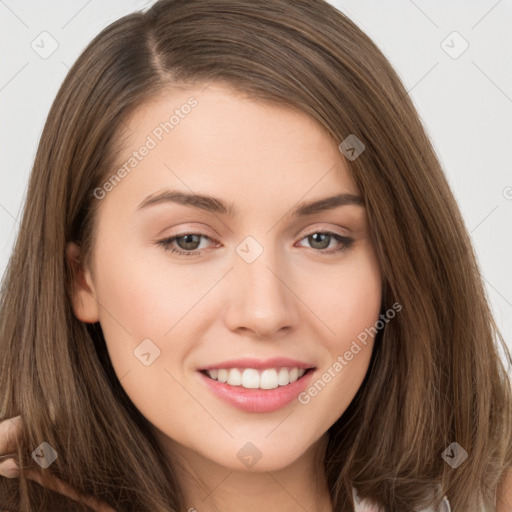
[1,1,511,359]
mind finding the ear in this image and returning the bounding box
[66,242,100,323]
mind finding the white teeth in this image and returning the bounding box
[227,368,242,386]
[205,367,308,389]
[241,368,260,389]
[260,369,278,389]
[277,367,290,386]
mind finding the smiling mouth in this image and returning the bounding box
[199,366,315,390]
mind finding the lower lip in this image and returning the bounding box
[198,369,316,413]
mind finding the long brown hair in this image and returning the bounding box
[1,0,511,510]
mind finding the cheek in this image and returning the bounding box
[89,248,176,375]
[95,246,206,340]
[293,247,382,423]
[91,243,227,398]
[298,244,382,351]
[91,251,204,423]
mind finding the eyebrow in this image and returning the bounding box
[136,190,364,217]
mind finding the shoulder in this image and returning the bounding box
[497,469,512,512]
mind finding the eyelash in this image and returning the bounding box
[157,231,354,257]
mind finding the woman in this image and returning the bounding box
[0,0,511,510]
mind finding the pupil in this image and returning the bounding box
[310,233,330,250]
[178,234,200,250]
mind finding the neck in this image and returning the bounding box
[161,433,333,512]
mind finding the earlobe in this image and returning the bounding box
[66,242,100,323]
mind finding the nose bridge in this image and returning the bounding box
[224,234,298,335]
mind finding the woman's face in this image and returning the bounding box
[69,83,382,472]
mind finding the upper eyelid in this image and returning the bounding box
[154,212,357,243]
[163,221,350,238]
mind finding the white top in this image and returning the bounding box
[353,487,451,512]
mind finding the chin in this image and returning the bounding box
[205,439,313,473]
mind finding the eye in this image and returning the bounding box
[157,230,354,258]
[157,233,215,257]
[296,231,354,254]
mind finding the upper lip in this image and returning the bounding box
[199,357,316,371]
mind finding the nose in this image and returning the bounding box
[223,245,300,339]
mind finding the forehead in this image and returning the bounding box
[102,83,361,213]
